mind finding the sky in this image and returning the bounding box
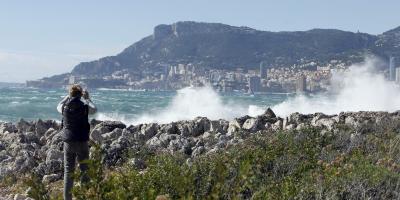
[1,0,400,83]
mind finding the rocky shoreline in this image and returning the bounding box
[1,109,400,199]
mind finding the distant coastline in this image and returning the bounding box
[0,82,25,88]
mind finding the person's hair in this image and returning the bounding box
[69,84,83,97]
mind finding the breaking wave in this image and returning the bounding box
[96,87,265,125]
[273,58,400,116]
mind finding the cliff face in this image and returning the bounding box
[71,21,385,76]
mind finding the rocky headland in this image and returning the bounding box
[1,109,400,199]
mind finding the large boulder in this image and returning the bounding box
[146,137,163,149]
[235,115,252,127]
[98,121,126,133]
[271,119,283,131]
[90,128,104,143]
[315,118,336,131]
[284,124,296,130]
[168,138,190,152]
[23,132,40,144]
[177,123,190,136]
[227,115,251,135]
[186,117,211,137]
[210,120,228,134]
[42,173,62,184]
[227,122,240,135]
[45,148,63,164]
[16,119,34,133]
[90,119,103,129]
[49,132,63,151]
[103,128,123,141]
[160,123,180,135]
[34,119,58,136]
[263,108,276,118]
[242,118,264,132]
[90,121,126,143]
[158,133,178,147]
[34,160,63,176]
[103,136,136,166]
[288,112,313,125]
[42,128,57,145]
[14,151,36,173]
[0,122,17,134]
[140,123,159,140]
[344,115,360,127]
[311,113,337,130]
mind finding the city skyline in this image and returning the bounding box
[1,0,400,82]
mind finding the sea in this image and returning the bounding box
[0,87,292,125]
[2,64,399,125]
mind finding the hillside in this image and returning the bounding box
[374,26,400,57]
[71,21,387,77]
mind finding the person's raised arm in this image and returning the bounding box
[57,95,69,114]
[82,91,97,115]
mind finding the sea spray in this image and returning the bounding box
[130,87,265,124]
[273,58,400,116]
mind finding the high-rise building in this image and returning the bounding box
[178,64,186,74]
[248,76,261,93]
[168,66,176,77]
[260,61,267,79]
[296,75,306,93]
[163,65,169,77]
[390,56,396,81]
[396,67,400,84]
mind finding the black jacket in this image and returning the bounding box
[62,96,90,142]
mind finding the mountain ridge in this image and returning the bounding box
[45,21,400,79]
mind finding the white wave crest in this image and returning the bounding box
[96,87,265,125]
[133,87,265,124]
[272,58,400,116]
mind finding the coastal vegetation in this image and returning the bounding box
[24,126,400,199]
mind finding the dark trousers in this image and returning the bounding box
[63,141,89,200]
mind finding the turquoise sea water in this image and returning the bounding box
[0,87,291,124]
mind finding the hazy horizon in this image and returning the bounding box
[1,0,400,83]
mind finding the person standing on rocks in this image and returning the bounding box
[57,84,97,200]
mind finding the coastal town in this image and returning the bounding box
[27,59,354,93]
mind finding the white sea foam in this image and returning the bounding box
[96,86,265,125]
[273,58,400,116]
[44,97,57,100]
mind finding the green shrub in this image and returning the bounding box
[23,126,400,199]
